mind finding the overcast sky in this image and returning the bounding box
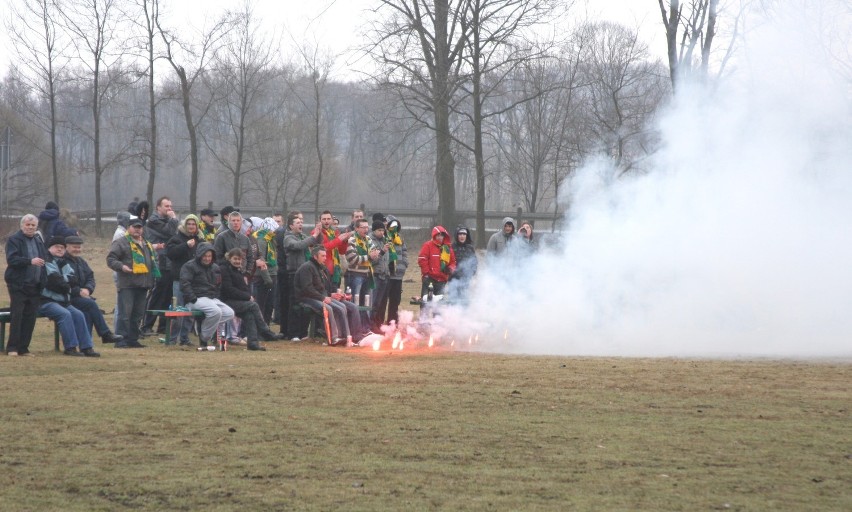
[1,0,667,81]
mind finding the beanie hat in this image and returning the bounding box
[45,201,60,211]
[372,220,386,231]
[47,236,65,248]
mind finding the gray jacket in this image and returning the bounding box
[486,216,516,254]
[369,231,390,279]
[282,230,318,273]
[107,235,157,289]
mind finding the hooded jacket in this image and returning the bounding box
[452,225,478,281]
[417,226,457,283]
[385,215,409,280]
[37,206,79,240]
[294,257,333,302]
[179,242,221,303]
[369,229,390,279]
[486,216,516,254]
[166,214,205,281]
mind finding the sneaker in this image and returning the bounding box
[231,338,248,346]
[179,340,194,347]
[101,332,123,343]
[290,337,300,342]
[6,351,18,356]
[81,348,101,357]
[262,332,286,341]
[331,337,346,346]
[139,328,155,337]
[247,342,267,351]
[64,348,85,357]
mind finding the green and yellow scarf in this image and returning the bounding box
[253,229,278,268]
[126,235,161,278]
[325,228,342,283]
[353,234,375,289]
[440,244,451,274]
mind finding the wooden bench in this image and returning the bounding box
[0,310,62,352]
[146,309,206,345]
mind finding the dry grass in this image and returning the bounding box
[0,238,850,511]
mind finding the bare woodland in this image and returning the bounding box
[1,1,735,240]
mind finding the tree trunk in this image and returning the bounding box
[49,70,58,204]
[313,78,323,219]
[176,67,199,212]
[434,0,456,228]
[471,7,486,248]
[93,65,102,236]
[145,25,157,205]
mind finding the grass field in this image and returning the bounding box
[1,237,850,510]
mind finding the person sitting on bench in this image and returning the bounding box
[37,237,100,357]
[219,248,285,351]
[295,246,370,346]
[179,242,234,349]
[64,236,123,344]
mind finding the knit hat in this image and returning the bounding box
[220,206,240,218]
[371,220,386,231]
[45,201,60,211]
[372,212,386,223]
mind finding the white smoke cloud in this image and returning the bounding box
[437,2,852,358]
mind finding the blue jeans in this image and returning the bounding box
[347,272,371,306]
[38,302,93,350]
[71,296,110,337]
[172,281,192,344]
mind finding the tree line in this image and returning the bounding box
[1,1,733,242]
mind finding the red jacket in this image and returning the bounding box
[317,227,348,280]
[418,226,457,282]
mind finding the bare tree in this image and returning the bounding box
[158,10,234,211]
[6,0,67,204]
[368,0,471,227]
[459,0,561,246]
[204,4,277,205]
[59,0,125,235]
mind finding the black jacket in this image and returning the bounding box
[66,255,96,297]
[145,212,179,270]
[219,262,252,303]
[4,230,48,295]
[294,259,332,302]
[179,243,222,303]
[166,230,204,282]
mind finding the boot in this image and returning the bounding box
[247,341,267,351]
[101,331,124,343]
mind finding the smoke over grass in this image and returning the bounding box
[442,2,852,358]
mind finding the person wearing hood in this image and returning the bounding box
[252,217,280,323]
[141,196,179,337]
[417,225,457,299]
[37,201,79,241]
[37,237,100,357]
[517,220,537,251]
[179,242,234,348]
[380,215,408,324]
[486,217,517,255]
[113,211,133,242]
[166,214,205,345]
[133,200,150,225]
[107,216,158,348]
[451,226,478,282]
[220,248,286,350]
[4,214,48,356]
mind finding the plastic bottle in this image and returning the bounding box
[427,282,434,302]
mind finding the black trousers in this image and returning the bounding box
[253,278,276,324]
[386,279,403,324]
[143,269,172,331]
[276,271,289,334]
[285,271,307,338]
[7,289,40,354]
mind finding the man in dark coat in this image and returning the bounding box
[65,236,123,344]
[179,242,234,348]
[141,196,179,336]
[37,201,79,240]
[107,217,158,348]
[4,214,47,356]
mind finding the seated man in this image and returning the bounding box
[220,248,286,351]
[295,246,369,346]
[64,236,123,344]
[179,242,234,349]
[37,237,100,357]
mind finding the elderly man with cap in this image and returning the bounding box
[107,216,158,348]
[37,236,100,356]
[65,235,123,344]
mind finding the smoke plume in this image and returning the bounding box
[440,2,852,358]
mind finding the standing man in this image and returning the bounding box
[141,196,178,336]
[368,220,391,329]
[344,208,365,233]
[345,218,380,306]
[213,211,258,276]
[64,235,123,344]
[282,212,319,340]
[315,210,350,291]
[381,215,408,325]
[252,217,279,323]
[107,217,158,348]
[418,226,457,298]
[198,208,218,242]
[486,217,517,256]
[4,214,47,356]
